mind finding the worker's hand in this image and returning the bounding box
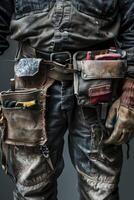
[105,101,134,145]
[105,78,134,145]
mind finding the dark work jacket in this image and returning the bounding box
[0,0,134,73]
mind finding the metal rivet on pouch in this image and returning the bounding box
[83,74,87,78]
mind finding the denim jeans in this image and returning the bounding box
[11,80,123,200]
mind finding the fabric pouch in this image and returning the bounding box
[73,50,127,107]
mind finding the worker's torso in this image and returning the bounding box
[11,0,120,52]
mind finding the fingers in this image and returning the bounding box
[104,122,121,145]
[105,102,134,145]
[114,132,131,145]
[105,106,117,129]
[105,125,131,145]
[105,100,120,129]
[114,131,128,145]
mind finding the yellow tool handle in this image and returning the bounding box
[16,100,36,107]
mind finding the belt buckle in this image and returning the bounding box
[50,52,72,64]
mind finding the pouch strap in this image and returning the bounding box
[18,44,74,81]
[41,78,55,170]
[1,140,8,174]
[42,77,55,96]
[46,61,74,81]
[0,131,16,182]
[47,70,73,81]
[0,125,10,174]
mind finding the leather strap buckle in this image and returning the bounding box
[50,52,72,64]
[36,50,72,65]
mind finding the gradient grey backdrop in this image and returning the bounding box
[0,40,134,200]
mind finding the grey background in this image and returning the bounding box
[0,40,134,200]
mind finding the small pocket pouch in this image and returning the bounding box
[0,89,47,146]
[73,50,127,107]
[14,58,47,89]
[88,84,112,105]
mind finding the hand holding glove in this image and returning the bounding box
[105,78,134,145]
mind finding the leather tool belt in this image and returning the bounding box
[36,50,74,81]
[0,48,128,145]
[0,46,128,175]
[15,46,74,90]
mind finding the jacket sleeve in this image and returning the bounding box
[118,0,134,75]
[0,0,14,55]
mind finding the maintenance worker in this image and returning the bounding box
[0,0,134,200]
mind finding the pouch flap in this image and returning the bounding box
[76,60,127,80]
[1,89,42,103]
[15,58,42,77]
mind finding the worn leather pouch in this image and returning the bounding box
[14,58,47,89]
[73,51,127,107]
[0,88,47,146]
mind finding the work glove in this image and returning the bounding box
[105,78,134,145]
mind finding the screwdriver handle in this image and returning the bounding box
[10,78,15,91]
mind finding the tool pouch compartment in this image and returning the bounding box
[14,58,47,89]
[73,51,127,107]
[0,89,47,146]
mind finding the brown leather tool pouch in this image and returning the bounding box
[0,88,47,146]
[0,53,55,174]
[14,58,47,89]
[73,50,127,107]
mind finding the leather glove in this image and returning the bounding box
[105,78,134,145]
